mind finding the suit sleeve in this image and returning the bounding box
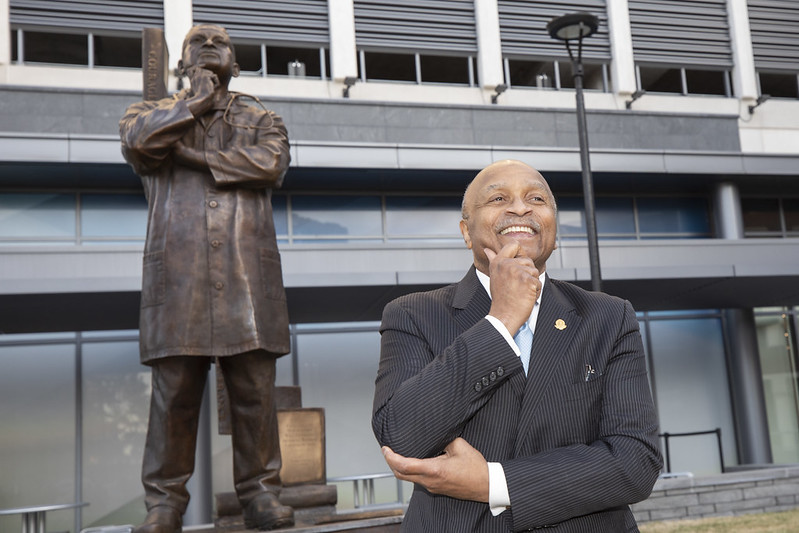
[372,298,522,459]
[503,301,663,531]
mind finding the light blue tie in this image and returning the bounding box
[514,321,533,375]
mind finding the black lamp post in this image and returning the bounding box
[547,12,602,293]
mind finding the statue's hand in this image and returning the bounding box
[185,65,217,117]
[173,139,208,170]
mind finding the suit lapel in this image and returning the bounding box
[452,266,490,329]
[514,279,581,455]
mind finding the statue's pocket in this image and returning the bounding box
[141,251,166,307]
[259,248,286,301]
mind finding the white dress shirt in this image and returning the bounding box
[474,268,546,515]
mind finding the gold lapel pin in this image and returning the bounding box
[555,319,566,330]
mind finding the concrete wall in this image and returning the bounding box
[633,466,799,524]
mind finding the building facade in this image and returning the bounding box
[0,0,798,531]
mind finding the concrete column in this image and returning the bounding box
[724,308,773,465]
[726,0,758,102]
[327,0,358,81]
[473,0,503,89]
[163,0,193,71]
[0,0,11,66]
[715,181,772,464]
[184,379,213,526]
[606,0,636,95]
[713,181,745,239]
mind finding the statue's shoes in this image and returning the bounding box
[133,505,182,533]
[243,492,294,531]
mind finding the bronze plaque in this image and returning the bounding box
[278,408,326,486]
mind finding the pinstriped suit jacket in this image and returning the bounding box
[373,267,662,532]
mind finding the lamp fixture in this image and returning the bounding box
[491,83,508,104]
[546,12,599,42]
[625,90,646,110]
[342,76,358,98]
[748,94,770,115]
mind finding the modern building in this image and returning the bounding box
[1,0,798,531]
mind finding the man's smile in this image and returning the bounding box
[499,224,536,236]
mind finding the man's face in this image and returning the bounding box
[181,25,237,80]
[459,161,557,275]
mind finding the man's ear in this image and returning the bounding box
[232,62,240,78]
[459,220,472,249]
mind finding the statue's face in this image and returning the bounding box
[182,25,237,81]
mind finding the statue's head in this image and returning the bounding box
[178,24,240,86]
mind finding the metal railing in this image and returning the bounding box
[327,473,405,509]
[659,428,725,474]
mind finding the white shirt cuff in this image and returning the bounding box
[485,315,521,356]
[487,461,510,515]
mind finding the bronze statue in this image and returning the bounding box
[119,24,293,532]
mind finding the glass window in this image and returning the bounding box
[557,197,585,238]
[755,312,799,464]
[266,46,326,78]
[558,197,636,239]
[385,196,462,240]
[0,193,76,241]
[291,195,382,242]
[23,31,87,65]
[419,54,472,85]
[362,51,416,82]
[783,199,799,233]
[647,316,738,475]
[81,340,149,528]
[235,43,263,74]
[686,69,729,96]
[507,59,555,89]
[596,197,635,237]
[94,35,142,68]
[742,198,781,234]
[638,66,683,94]
[80,194,148,241]
[637,197,710,236]
[0,342,77,533]
[758,72,798,99]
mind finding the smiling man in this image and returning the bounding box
[372,160,663,532]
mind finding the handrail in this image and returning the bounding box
[0,502,88,533]
[328,472,405,509]
[659,428,725,474]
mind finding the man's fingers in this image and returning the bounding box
[484,248,497,262]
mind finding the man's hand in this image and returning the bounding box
[485,243,540,335]
[382,437,489,503]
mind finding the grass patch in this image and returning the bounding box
[639,508,799,532]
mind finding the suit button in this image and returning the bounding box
[474,382,482,392]
[211,239,221,247]
[489,371,497,381]
[209,200,219,208]
[497,366,504,376]
[214,281,224,290]
[482,376,489,387]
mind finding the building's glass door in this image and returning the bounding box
[755,308,799,464]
